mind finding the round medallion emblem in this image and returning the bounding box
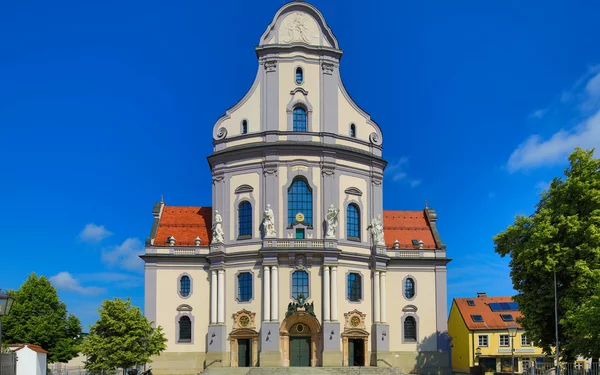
[296,212,305,222]
[297,323,305,333]
[240,315,250,327]
[350,316,360,327]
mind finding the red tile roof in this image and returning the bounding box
[454,296,523,331]
[383,210,437,249]
[151,206,440,250]
[153,206,212,246]
[8,344,48,353]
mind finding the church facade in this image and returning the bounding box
[142,2,451,374]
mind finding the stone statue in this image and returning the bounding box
[325,204,339,238]
[262,204,276,237]
[211,210,225,244]
[367,214,385,246]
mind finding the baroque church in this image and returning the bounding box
[142,2,451,374]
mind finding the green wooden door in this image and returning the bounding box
[348,339,356,366]
[238,339,251,367]
[290,337,311,366]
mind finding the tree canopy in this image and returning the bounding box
[494,148,600,359]
[81,298,167,371]
[0,273,82,363]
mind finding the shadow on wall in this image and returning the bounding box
[412,331,452,375]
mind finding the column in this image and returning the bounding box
[263,265,271,321]
[374,270,381,323]
[271,265,279,321]
[323,266,331,321]
[331,266,338,321]
[217,269,225,324]
[210,270,217,324]
[380,271,387,323]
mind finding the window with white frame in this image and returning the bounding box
[499,334,510,347]
[478,335,489,347]
[521,334,531,346]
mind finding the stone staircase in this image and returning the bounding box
[201,367,406,375]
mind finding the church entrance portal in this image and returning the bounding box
[238,339,251,367]
[289,336,311,366]
[348,338,365,366]
[280,311,321,367]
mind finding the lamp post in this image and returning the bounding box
[508,326,518,375]
[476,347,482,375]
[0,289,15,375]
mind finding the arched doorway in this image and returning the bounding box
[342,310,369,366]
[280,311,321,367]
[230,309,259,367]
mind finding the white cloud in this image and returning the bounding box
[386,157,422,188]
[79,223,113,243]
[530,109,547,119]
[535,181,550,192]
[50,272,105,295]
[101,238,145,272]
[507,109,600,172]
[508,68,600,172]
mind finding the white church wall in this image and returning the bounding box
[155,265,209,353]
[386,268,438,352]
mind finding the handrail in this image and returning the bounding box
[204,359,222,370]
[377,358,393,367]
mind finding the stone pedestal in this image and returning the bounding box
[207,324,227,353]
[260,321,281,366]
[371,323,390,365]
[322,321,341,366]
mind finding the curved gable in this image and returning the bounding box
[259,2,339,49]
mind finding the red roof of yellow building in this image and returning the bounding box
[453,295,523,331]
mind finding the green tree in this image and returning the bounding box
[494,148,600,359]
[82,298,167,372]
[0,273,82,362]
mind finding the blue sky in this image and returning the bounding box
[2,0,600,329]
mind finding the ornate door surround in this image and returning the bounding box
[230,309,259,367]
[342,310,369,366]
[280,311,321,367]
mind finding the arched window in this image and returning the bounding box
[292,270,309,299]
[242,120,248,134]
[293,107,307,132]
[404,316,417,342]
[347,204,360,240]
[179,316,192,342]
[288,177,312,225]
[404,278,415,299]
[238,201,252,237]
[295,67,304,84]
[180,275,190,297]
[347,272,361,302]
[237,272,253,302]
[350,124,356,138]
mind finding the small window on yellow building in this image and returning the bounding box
[471,314,484,322]
[478,335,489,347]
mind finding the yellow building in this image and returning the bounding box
[448,293,552,374]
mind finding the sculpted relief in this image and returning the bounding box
[279,12,319,45]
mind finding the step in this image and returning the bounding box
[201,367,405,375]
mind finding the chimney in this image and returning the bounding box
[477,292,487,298]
